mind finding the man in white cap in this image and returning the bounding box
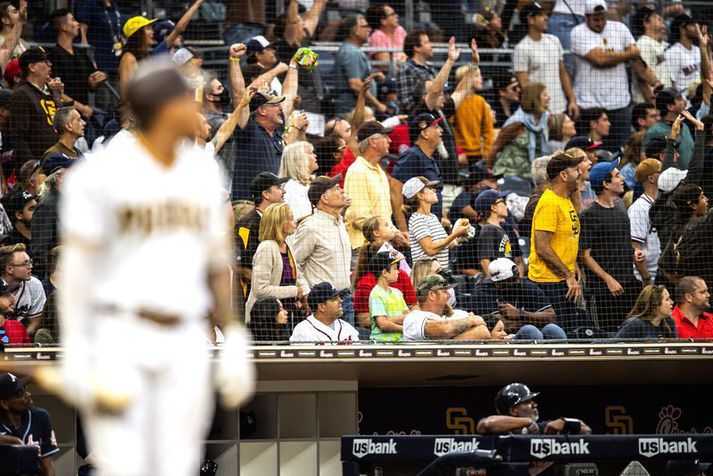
[570,0,661,149]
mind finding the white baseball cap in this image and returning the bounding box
[402,176,439,199]
[172,47,194,66]
[585,0,607,15]
[489,258,518,282]
[658,168,688,193]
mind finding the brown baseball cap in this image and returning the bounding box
[308,175,342,206]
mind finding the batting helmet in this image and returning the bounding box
[494,383,539,415]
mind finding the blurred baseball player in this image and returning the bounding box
[58,58,254,476]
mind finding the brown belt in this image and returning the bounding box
[96,304,182,327]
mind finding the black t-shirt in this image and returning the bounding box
[677,212,713,286]
[0,408,59,458]
[580,202,636,290]
[477,223,512,262]
[1,228,30,248]
[471,278,552,324]
[48,46,96,106]
[272,37,322,113]
[412,97,459,184]
[231,118,285,201]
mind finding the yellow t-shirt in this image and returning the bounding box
[528,188,580,283]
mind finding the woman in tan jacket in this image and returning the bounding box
[245,203,308,326]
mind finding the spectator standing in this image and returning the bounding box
[292,175,355,324]
[1,190,35,247]
[367,4,407,67]
[247,298,290,342]
[631,6,672,104]
[0,244,46,334]
[628,159,662,285]
[396,30,436,113]
[471,7,507,57]
[236,172,288,299]
[631,102,660,133]
[334,15,383,115]
[0,372,58,475]
[352,216,416,329]
[615,284,677,338]
[280,141,319,221]
[489,82,550,179]
[0,1,27,58]
[644,88,693,169]
[547,113,577,153]
[471,258,566,340]
[48,9,106,116]
[368,252,408,342]
[8,47,59,165]
[475,189,523,276]
[245,203,307,324]
[290,282,359,343]
[665,14,701,94]
[452,64,494,164]
[570,0,661,150]
[402,274,490,341]
[619,131,646,189]
[578,107,610,147]
[42,107,85,164]
[580,160,641,332]
[405,176,471,271]
[0,283,29,344]
[528,152,584,333]
[118,16,157,97]
[29,160,69,282]
[513,2,579,117]
[490,74,520,128]
[344,121,405,249]
[75,0,121,75]
[243,35,281,95]
[272,0,327,113]
[672,276,713,339]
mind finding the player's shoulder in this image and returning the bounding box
[29,407,52,425]
[26,276,45,294]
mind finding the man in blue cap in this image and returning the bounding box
[290,282,360,343]
[580,158,642,333]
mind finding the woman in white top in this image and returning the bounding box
[279,141,319,221]
[404,176,471,271]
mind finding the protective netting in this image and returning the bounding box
[2,0,713,345]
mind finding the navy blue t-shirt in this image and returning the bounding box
[615,317,677,339]
[75,0,121,74]
[0,408,59,458]
[471,278,552,324]
[231,118,285,201]
[392,145,443,217]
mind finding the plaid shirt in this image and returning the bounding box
[396,59,437,112]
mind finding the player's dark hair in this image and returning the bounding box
[49,8,72,30]
[0,2,12,24]
[127,66,191,131]
[645,137,667,158]
[366,5,388,31]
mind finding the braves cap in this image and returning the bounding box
[308,175,342,206]
[402,176,439,199]
[489,258,519,283]
[565,136,601,151]
[356,121,393,142]
[307,282,347,311]
[4,190,35,218]
[0,373,28,400]
[250,172,288,202]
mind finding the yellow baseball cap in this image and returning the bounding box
[123,16,157,40]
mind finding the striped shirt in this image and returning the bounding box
[409,212,449,269]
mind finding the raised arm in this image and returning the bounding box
[681,110,705,184]
[303,0,326,38]
[280,58,300,118]
[228,43,247,106]
[424,36,460,109]
[214,86,256,153]
[347,75,374,156]
[164,0,206,48]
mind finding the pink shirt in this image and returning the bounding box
[368,26,407,54]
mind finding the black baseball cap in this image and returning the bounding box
[356,121,393,142]
[0,281,12,297]
[0,373,28,400]
[250,172,288,202]
[245,35,274,56]
[19,46,49,75]
[670,14,696,44]
[473,189,508,214]
[655,87,683,113]
[307,282,347,311]
[564,136,601,151]
[308,175,342,206]
[4,190,35,218]
[546,151,584,181]
[519,2,545,22]
[466,166,502,186]
[369,251,402,275]
[250,92,285,113]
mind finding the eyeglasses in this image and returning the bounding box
[11,259,32,268]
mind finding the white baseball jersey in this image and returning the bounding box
[61,134,228,321]
[290,315,360,343]
[402,309,443,341]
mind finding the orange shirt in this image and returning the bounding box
[452,94,494,157]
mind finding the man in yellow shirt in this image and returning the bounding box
[529,152,584,333]
[344,121,408,249]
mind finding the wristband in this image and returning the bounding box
[229,57,241,63]
[289,63,297,70]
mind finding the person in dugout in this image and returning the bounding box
[477,383,591,435]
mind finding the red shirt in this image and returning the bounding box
[672,306,713,340]
[0,319,30,345]
[354,270,417,314]
[329,148,356,188]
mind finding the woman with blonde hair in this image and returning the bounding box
[615,285,677,339]
[246,203,308,326]
[279,141,319,221]
[488,82,550,179]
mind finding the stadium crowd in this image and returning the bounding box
[0,0,709,346]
